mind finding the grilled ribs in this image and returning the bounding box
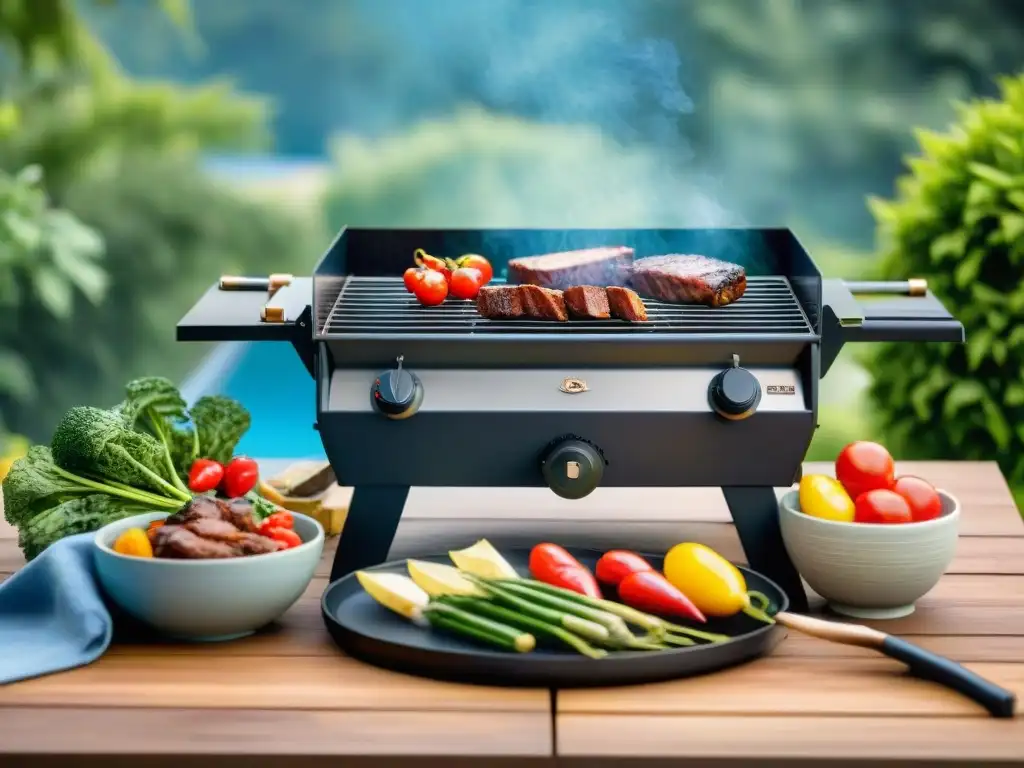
[629,254,746,307]
[507,247,635,290]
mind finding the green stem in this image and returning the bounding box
[147,414,192,496]
[49,464,181,508]
[88,476,179,506]
[110,445,191,502]
[742,591,776,625]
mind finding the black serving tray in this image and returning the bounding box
[321,547,788,688]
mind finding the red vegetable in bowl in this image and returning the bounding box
[265,527,302,549]
[618,570,706,624]
[854,488,913,524]
[222,456,259,497]
[188,458,224,493]
[893,476,942,522]
[836,441,895,500]
[595,550,653,586]
[528,543,601,598]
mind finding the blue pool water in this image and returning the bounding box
[187,342,326,460]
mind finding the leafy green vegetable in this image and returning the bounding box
[121,376,192,494]
[17,494,153,561]
[188,394,251,468]
[50,406,192,502]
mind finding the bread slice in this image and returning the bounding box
[606,286,648,322]
[563,285,611,319]
[476,285,568,321]
[508,247,635,290]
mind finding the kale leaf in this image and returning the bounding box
[2,446,84,528]
[17,494,152,561]
[188,395,251,467]
[122,376,193,494]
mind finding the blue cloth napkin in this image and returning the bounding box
[0,533,113,684]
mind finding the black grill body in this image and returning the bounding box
[178,227,965,615]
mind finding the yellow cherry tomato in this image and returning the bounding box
[799,474,855,522]
[662,542,772,623]
[113,528,154,558]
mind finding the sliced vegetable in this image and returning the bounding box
[799,474,855,522]
[448,267,485,300]
[407,559,485,597]
[467,577,610,644]
[356,571,430,620]
[265,526,302,549]
[113,527,154,558]
[449,539,519,579]
[662,542,774,624]
[188,458,224,493]
[617,570,706,624]
[835,441,895,500]
[413,270,448,306]
[595,550,653,586]
[441,596,606,659]
[222,456,259,498]
[854,488,913,524]
[892,476,942,522]
[528,543,601,598]
[423,602,535,652]
[456,254,493,284]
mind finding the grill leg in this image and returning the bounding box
[329,485,410,582]
[722,486,809,613]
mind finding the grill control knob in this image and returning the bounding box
[541,438,605,500]
[709,355,761,420]
[371,355,423,420]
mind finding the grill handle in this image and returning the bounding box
[820,278,964,378]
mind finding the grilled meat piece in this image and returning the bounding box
[508,247,635,290]
[476,285,568,321]
[222,498,259,533]
[184,517,248,543]
[152,524,241,559]
[606,286,648,322]
[166,496,258,533]
[563,286,611,319]
[235,533,285,555]
[630,254,747,307]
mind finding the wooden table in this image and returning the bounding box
[1,461,1023,767]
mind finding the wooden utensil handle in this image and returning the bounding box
[880,636,1016,718]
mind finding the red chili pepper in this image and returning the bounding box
[528,543,602,598]
[188,458,224,493]
[595,550,654,586]
[265,526,302,549]
[221,456,259,498]
[617,570,707,624]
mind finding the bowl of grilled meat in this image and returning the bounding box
[93,496,324,641]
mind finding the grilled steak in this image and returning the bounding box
[606,286,648,322]
[476,285,568,321]
[508,246,635,290]
[155,497,282,559]
[563,286,610,319]
[630,254,746,307]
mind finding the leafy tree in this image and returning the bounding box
[867,73,1024,509]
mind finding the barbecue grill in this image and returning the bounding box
[177,227,964,613]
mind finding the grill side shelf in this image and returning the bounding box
[177,278,312,342]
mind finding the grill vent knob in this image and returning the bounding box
[541,438,605,500]
[371,355,423,420]
[709,356,761,420]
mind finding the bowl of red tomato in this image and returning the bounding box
[778,441,959,620]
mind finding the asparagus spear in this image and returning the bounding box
[466,579,611,645]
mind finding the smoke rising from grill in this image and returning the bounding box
[329,0,769,271]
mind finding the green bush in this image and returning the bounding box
[867,74,1024,510]
[1,153,317,442]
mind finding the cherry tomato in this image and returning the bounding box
[449,267,484,300]
[413,270,449,306]
[265,526,302,549]
[221,456,259,498]
[893,476,942,522]
[414,249,454,281]
[854,488,913,524]
[595,550,653,586]
[836,441,895,501]
[259,511,294,534]
[188,458,224,493]
[403,267,425,293]
[456,254,493,284]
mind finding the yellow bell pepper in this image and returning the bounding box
[798,474,855,522]
[113,528,154,558]
[662,542,774,623]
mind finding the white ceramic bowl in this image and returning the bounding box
[778,488,959,619]
[94,510,324,641]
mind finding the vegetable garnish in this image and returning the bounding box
[222,456,259,498]
[595,550,654,586]
[113,527,154,558]
[529,543,602,598]
[617,570,706,624]
[188,458,224,493]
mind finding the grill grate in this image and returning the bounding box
[319,276,813,337]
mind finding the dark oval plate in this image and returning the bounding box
[321,547,789,688]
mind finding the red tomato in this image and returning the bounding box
[413,270,448,306]
[403,267,425,293]
[265,526,302,549]
[893,476,942,522]
[221,456,259,497]
[836,441,895,500]
[259,511,294,534]
[456,254,493,284]
[188,458,224,493]
[595,550,653,586]
[448,267,484,300]
[854,489,913,524]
